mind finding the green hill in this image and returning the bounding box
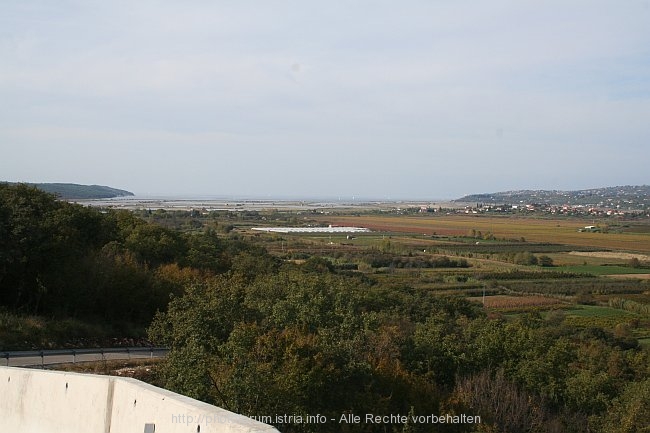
[7,182,134,199]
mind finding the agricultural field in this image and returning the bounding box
[321,214,650,253]
[553,265,650,275]
[466,294,567,312]
[137,204,650,357]
[237,212,650,344]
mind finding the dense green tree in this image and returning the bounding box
[0,183,270,324]
[0,183,63,310]
[301,256,335,273]
[592,378,650,433]
[124,223,186,266]
[149,271,451,432]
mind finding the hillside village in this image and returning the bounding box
[445,185,650,219]
[455,185,650,211]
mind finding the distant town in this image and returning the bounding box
[408,201,649,219]
[455,185,650,212]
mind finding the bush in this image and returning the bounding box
[538,255,554,267]
[514,252,538,266]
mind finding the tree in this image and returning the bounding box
[453,369,557,433]
[628,258,641,269]
[301,256,334,273]
[538,255,554,267]
[592,379,650,433]
[514,252,538,266]
[124,223,186,266]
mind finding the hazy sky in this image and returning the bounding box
[1,1,649,199]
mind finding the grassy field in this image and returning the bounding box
[561,305,649,338]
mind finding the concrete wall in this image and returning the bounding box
[0,366,279,433]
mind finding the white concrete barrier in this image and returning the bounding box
[0,366,279,433]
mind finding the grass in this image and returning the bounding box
[565,305,639,318]
[563,305,641,328]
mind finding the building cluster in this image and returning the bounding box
[396,203,649,219]
[455,203,648,218]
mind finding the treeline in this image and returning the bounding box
[361,252,469,269]
[0,183,275,325]
[608,298,650,316]
[27,182,134,199]
[474,270,589,281]
[149,267,650,433]
[500,278,648,296]
[437,243,586,254]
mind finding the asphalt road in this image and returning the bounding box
[2,348,168,367]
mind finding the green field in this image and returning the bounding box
[565,305,639,318]
[561,305,650,339]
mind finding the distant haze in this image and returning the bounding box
[1,1,649,199]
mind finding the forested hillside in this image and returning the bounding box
[149,269,650,433]
[28,182,134,199]
[1,183,648,432]
[0,183,271,346]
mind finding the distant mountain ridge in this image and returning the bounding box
[7,183,135,199]
[456,185,650,209]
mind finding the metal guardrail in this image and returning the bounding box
[1,347,168,367]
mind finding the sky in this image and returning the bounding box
[1,1,649,199]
